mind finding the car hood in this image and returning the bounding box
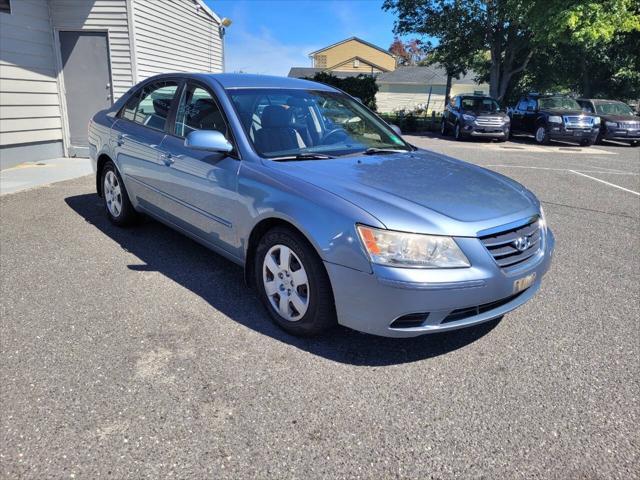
[268,150,539,236]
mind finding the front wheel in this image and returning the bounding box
[535,126,550,145]
[255,227,337,336]
[454,123,465,141]
[580,138,595,147]
[630,140,639,147]
[440,119,448,136]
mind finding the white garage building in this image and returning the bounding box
[0,0,226,169]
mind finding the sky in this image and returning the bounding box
[205,0,404,76]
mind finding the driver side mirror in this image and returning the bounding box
[185,130,233,153]
[390,124,402,136]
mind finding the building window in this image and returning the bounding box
[354,59,360,68]
[0,0,11,14]
[315,55,326,68]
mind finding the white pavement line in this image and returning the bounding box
[569,170,640,196]
[485,165,638,175]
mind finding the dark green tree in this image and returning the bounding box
[383,0,639,102]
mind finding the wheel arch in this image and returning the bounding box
[244,216,320,287]
[96,153,113,197]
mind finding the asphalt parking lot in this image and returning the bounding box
[1,136,638,479]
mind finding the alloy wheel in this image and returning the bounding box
[535,127,546,144]
[104,170,122,218]
[262,244,310,322]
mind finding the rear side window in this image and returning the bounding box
[517,99,528,110]
[120,80,179,131]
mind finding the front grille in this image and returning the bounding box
[620,121,640,130]
[442,290,527,323]
[563,115,594,129]
[480,218,541,270]
[476,117,505,127]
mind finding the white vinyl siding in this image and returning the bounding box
[48,0,134,100]
[0,0,62,146]
[133,0,222,81]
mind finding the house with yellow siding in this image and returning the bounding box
[288,37,489,114]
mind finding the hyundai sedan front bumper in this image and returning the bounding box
[326,228,555,337]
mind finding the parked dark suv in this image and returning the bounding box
[440,95,510,141]
[577,98,639,146]
[509,94,600,146]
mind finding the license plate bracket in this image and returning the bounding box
[513,272,536,294]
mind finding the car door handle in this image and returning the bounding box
[160,152,183,166]
[116,134,125,146]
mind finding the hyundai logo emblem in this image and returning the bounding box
[513,236,531,252]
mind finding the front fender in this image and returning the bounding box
[238,162,381,273]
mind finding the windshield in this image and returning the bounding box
[538,97,581,111]
[461,97,500,113]
[227,88,411,159]
[595,102,634,116]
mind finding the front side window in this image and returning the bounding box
[121,81,178,131]
[174,84,229,138]
[228,88,411,159]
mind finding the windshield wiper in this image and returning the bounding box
[270,153,335,161]
[363,147,409,155]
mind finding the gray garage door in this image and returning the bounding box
[59,31,112,157]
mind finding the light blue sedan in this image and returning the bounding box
[89,73,554,337]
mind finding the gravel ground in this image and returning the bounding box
[1,136,638,479]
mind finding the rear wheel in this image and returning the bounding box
[535,126,550,145]
[101,161,138,226]
[255,227,337,336]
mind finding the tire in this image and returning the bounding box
[101,161,139,226]
[454,123,465,141]
[630,140,639,147]
[534,125,550,145]
[580,138,595,147]
[254,227,337,336]
[440,119,448,136]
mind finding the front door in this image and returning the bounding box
[59,31,112,157]
[158,82,241,254]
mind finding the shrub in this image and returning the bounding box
[304,72,379,110]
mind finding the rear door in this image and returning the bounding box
[111,80,180,209]
[157,81,241,253]
[524,98,538,133]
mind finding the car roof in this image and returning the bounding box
[141,72,338,92]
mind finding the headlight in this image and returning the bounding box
[462,114,476,121]
[356,225,470,268]
[593,116,600,125]
[605,121,617,128]
[548,115,562,123]
[503,116,511,123]
[539,206,547,232]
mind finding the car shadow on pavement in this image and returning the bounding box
[65,193,500,366]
